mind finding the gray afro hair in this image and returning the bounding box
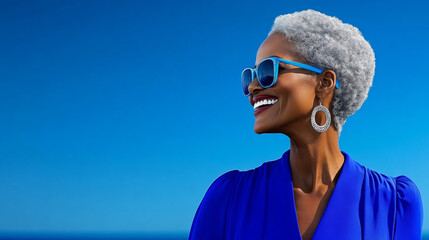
[268,9,375,137]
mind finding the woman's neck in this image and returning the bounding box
[288,127,344,193]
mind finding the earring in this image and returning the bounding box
[311,98,331,133]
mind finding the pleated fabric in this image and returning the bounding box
[189,149,423,240]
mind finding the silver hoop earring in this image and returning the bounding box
[311,98,331,133]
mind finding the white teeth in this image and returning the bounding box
[253,99,278,110]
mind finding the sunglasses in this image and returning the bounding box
[241,56,339,96]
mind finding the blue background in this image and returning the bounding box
[0,0,428,238]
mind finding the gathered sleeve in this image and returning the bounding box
[394,175,424,240]
[189,170,239,240]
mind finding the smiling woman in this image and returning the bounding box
[189,9,423,240]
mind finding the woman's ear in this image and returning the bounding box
[316,70,337,98]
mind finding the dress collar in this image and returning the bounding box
[279,149,364,239]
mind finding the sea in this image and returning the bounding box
[0,233,189,240]
[1,233,428,240]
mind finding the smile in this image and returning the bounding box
[253,99,278,110]
[253,99,278,116]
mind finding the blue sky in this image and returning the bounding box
[0,0,428,236]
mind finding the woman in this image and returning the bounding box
[189,10,423,240]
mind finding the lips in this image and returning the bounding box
[254,104,274,116]
[251,94,279,116]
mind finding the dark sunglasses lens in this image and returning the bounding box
[241,69,252,95]
[258,59,275,87]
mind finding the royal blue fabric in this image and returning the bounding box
[189,149,423,240]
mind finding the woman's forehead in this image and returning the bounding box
[255,33,301,65]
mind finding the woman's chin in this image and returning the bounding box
[254,124,274,134]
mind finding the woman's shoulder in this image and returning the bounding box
[393,175,424,239]
[189,161,277,239]
[189,170,240,239]
[360,164,422,206]
[357,163,423,239]
[203,158,279,195]
[204,169,240,201]
[360,164,422,203]
[395,175,423,205]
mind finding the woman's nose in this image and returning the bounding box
[247,77,263,95]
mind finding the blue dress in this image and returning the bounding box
[189,149,423,239]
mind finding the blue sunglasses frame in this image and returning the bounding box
[241,56,340,96]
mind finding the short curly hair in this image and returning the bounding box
[268,9,375,137]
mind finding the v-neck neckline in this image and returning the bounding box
[280,149,350,240]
